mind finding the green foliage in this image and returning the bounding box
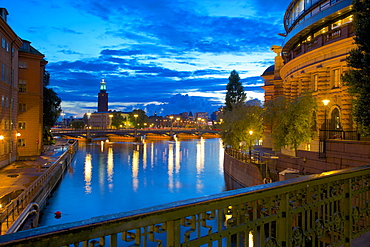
[341,0,370,135]
[225,70,246,111]
[129,109,149,128]
[111,111,125,128]
[220,102,263,151]
[71,120,85,129]
[43,70,62,143]
[264,94,317,155]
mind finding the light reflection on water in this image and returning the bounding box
[39,138,225,227]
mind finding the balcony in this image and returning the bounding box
[284,23,354,63]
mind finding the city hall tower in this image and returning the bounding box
[98,78,108,112]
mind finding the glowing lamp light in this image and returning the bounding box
[16,133,21,137]
[0,135,4,140]
[249,130,253,136]
[322,99,330,106]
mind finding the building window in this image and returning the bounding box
[18,121,26,130]
[1,38,5,49]
[1,63,4,81]
[19,61,28,69]
[314,26,329,38]
[19,103,27,112]
[19,80,27,92]
[17,138,26,147]
[332,69,341,88]
[1,95,4,107]
[312,74,318,91]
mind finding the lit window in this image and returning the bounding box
[19,80,27,92]
[332,69,341,88]
[17,138,26,147]
[18,121,26,130]
[19,103,27,112]
[19,61,28,69]
[314,27,329,38]
[312,74,318,91]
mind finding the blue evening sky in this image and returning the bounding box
[4,0,287,117]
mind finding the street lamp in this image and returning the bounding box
[61,111,65,128]
[249,130,253,161]
[86,112,92,141]
[109,114,113,129]
[176,117,180,130]
[134,114,138,137]
[322,99,330,153]
[322,99,330,131]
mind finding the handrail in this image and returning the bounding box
[0,141,78,235]
[1,164,368,246]
[5,203,39,234]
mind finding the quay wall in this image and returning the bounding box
[268,140,370,176]
[224,140,370,187]
[0,141,78,234]
[223,152,263,187]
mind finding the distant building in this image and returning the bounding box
[18,40,47,157]
[98,78,108,112]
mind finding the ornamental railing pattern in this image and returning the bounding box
[0,165,369,246]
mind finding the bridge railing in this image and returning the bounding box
[0,165,369,246]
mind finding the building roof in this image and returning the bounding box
[261,65,274,76]
[19,40,44,56]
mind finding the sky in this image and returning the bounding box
[4,0,287,118]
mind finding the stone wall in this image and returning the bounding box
[223,152,263,187]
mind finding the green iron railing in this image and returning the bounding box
[0,164,369,246]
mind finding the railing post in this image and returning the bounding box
[276,192,288,245]
[343,177,352,246]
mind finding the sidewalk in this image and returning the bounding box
[0,139,68,206]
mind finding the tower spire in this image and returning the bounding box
[98,78,108,112]
[100,78,106,92]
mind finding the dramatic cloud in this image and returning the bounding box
[5,0,288,118]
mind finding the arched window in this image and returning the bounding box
[330,108,341,130]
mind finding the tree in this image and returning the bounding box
[220,101,263,151]
[129,109,149,128]
[225,70,246,111]
[43,70,62,143]
[71,120,85,129]
[264,94,317,156]
[342,0,370,136]
[111,111,125,129]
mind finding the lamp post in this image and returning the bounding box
[176,117,180,130]
[109,114,113,129]
[61,111,65,128]
[322,99,330,153]
[134,114,138,137]
[249,130,253,162]
[168,116,173,135]
[86,112,91,141]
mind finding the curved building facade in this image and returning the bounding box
[262,0,356,153]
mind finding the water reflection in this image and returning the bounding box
[196,138,205,192]
[39,139,226,227]
[168,143,174,192]
[84,153,92,194]
[107,147,114,191]
[132,149,139,192]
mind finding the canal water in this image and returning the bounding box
[39,138,226,227]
